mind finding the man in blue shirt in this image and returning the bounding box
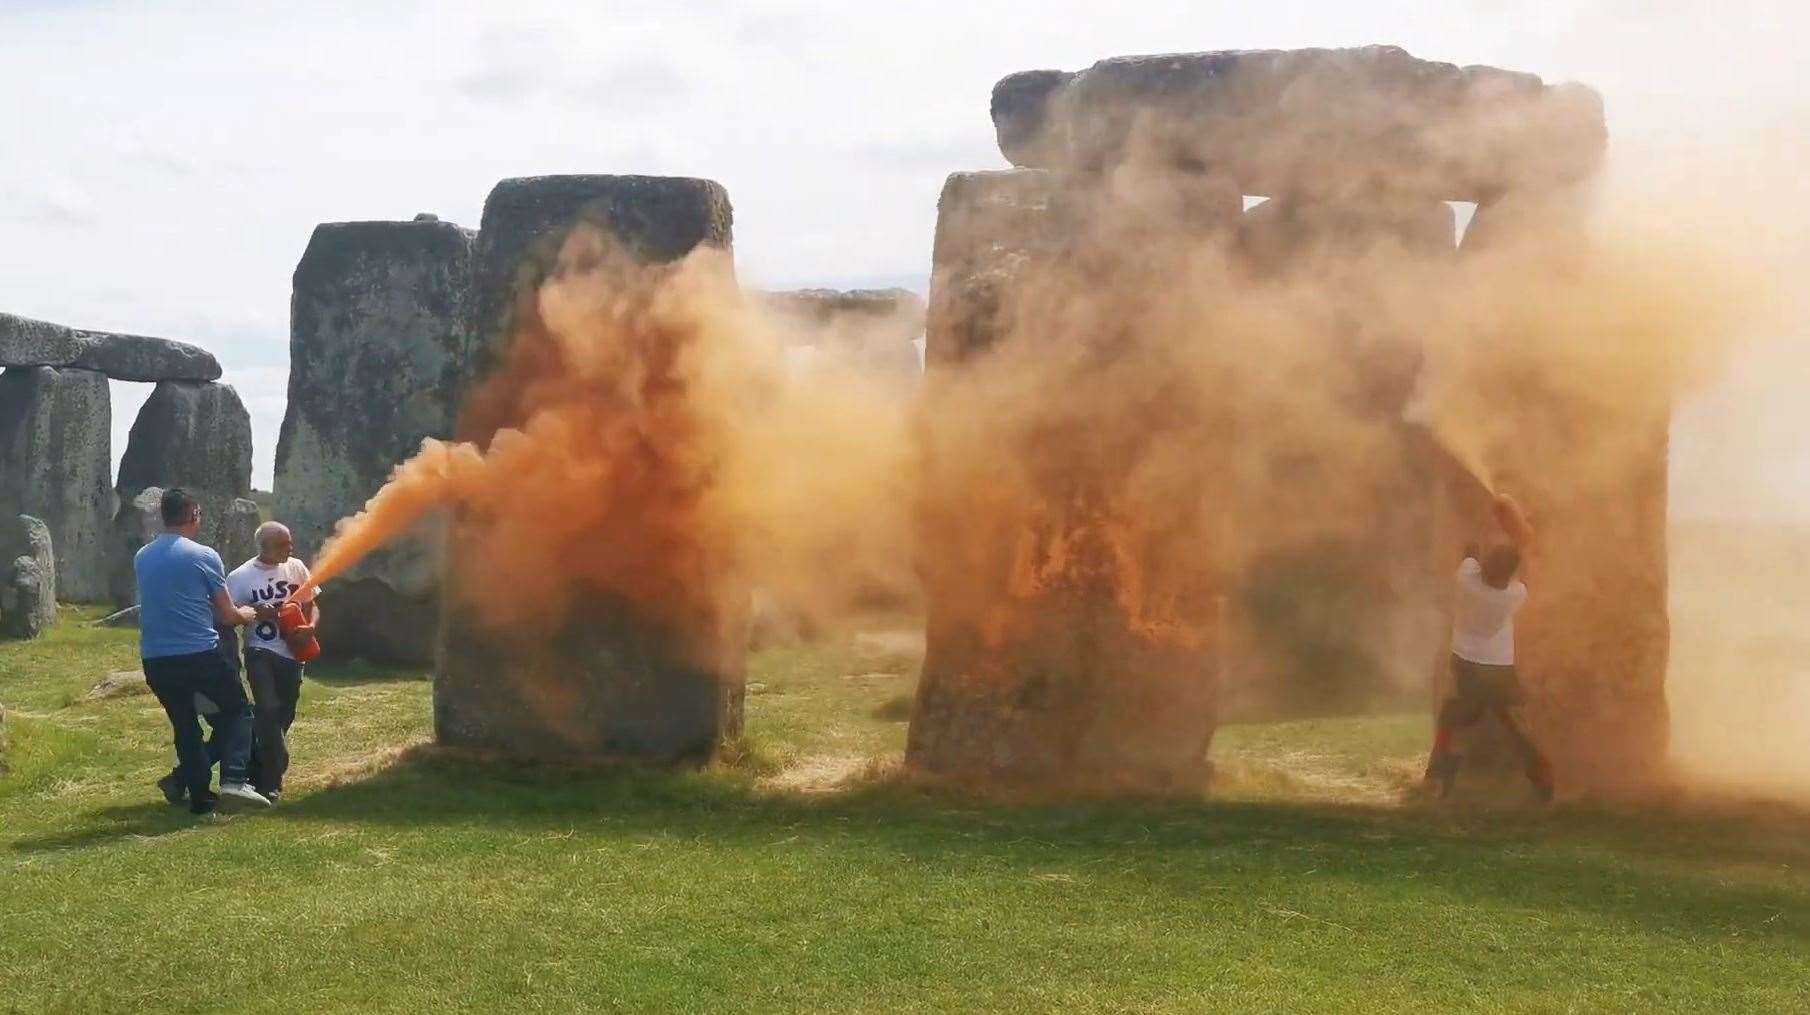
[135,488,270,814]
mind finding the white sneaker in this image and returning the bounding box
[218,782,272,808]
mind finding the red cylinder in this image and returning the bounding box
[277,601,322,663]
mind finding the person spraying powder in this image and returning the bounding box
[1423,495,1555,802]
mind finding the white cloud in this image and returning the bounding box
[4,0,1808,513]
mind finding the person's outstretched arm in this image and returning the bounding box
[211,588,256,628]
[1493,494,1536,548]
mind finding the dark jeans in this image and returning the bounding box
[143,649,254,802]
[245,648,304,794]
[1428,654,1552,792]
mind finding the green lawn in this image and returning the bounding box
[2,609,1807,1013]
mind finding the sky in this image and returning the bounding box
[1,0,1805,515]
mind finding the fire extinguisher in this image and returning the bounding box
[276,600,322,663]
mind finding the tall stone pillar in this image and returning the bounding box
[276,215,476,664]
[906,169,1236,787]
[115,380,254,594]
[1432,186,1670,795]
[109,486,163,609]
[0,366,113,601]
[0,514,56,638]
[433,175,745,762]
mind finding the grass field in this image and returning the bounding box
[3,608,1809,1013]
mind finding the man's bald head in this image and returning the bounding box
[256,521,293,564]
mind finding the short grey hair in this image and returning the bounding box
[255,520,291,550]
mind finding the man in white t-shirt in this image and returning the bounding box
[1423,525,1555,802]
[226,521,320,804]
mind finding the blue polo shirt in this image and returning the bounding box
[135,533,227,659]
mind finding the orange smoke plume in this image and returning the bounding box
[294,222,919,640]
[293,439,484,602]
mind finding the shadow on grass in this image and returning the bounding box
[870,693,914,722]
[15,742,1810,948]
[235,744,1810,946]
[8,799,233,852]
[302,660,432,687]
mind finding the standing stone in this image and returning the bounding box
[108,486,163,608]
[464,175,736,381]
[923,170,1069,372]
[0,514,56,637]
[1427,194,1668,796]
[220,498,261,573]
[435,175,744,762]
[907,169,1234,787]
[275,217,475,664]
[0,366,113,601]
[3,557,47,640]
[115,381,253,597]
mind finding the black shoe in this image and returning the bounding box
[261,788,282,806]
[189,790,219,816]
[157,772,187,806]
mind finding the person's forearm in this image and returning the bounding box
[211,589,253,627]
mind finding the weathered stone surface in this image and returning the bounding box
[0,311,221,381]
[992,47,1606,202]
[465,175,734,378]
[108,486,163,608]
[220,498,261,571]
[925,170,1069,371]
[759,288,925,378]
[0,366,114,601]
[0,515,56,636]
[274,217,475,664]
[116,381,253,593]
[436,175,743,761]
[991,70,1076,168]
[0,312,85,368]
[908,169,1231,787]
[3,557,47,639]
[930,170,1069,279]
[1430,197,1669,797]
[70,330,222,383]
[1429,427,1670,797]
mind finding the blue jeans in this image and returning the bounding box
[143,649,254,801]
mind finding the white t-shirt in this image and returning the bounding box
[1451,557,1526,666]
[226,557,318,660]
